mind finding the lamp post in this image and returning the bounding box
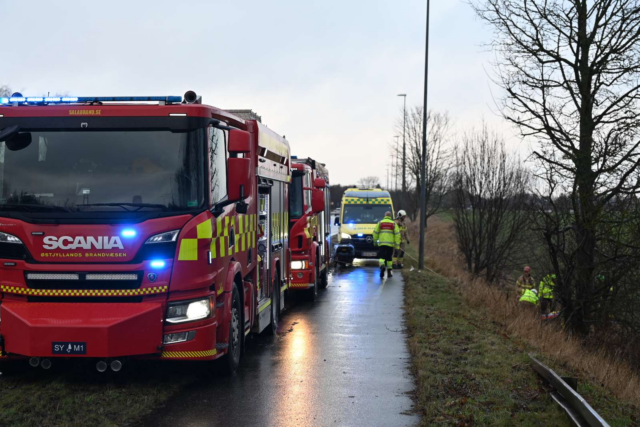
[397,94,407,194]
[394,135,400,191]
[386,164,390,190]
[418,0,431,271]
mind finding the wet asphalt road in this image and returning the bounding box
[147,263,418,427]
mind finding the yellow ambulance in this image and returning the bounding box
[336,188,394,262]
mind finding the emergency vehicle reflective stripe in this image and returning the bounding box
[160,349,217,358]
[343,197,392,204]
[0,285,168,297]
[197,219,213,239]
[178,214,257,261]
[289,283,313,289]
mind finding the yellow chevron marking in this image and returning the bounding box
[289,283,313,289]
[0,285,168,297]
[182,214,258,262]
[160,349,217,358]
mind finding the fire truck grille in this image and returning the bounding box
[0,243,32,260]
[25,272,143,290]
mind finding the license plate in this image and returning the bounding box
[362,252,377,257]
[52,342,87,355]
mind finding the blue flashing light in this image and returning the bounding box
[348,223,355,228]
[121,229,136,238]
[78,96,183,103]
[0,96,182,105]
[357,233,364,237]
[150,260,166,269]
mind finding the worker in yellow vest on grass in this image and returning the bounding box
[516,266,535,296]
[519,288,539,315]
[539,274,556,314]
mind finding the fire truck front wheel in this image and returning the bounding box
[320,265,328,289]
[307,261,319,302]
[268,275,280,336]
[219,285,242,375]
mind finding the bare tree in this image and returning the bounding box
[473,0,640,333]
[0,86,11,97]
[452,125,531,283]
[392,107,452,220]
[358,176,381,189]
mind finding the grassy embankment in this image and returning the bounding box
[403,216,639,426]
[0,360,206,426]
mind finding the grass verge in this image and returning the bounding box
[404,263,569,426]
[404,216,639,426]
[0,359,204,426]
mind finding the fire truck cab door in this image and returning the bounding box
[255,188,272,333]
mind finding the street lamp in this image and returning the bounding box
[397,94,407,194]
[394,135,400,191]
[418,0,431,271]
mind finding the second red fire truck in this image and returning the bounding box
[288,157,332,300]
[0,91,326,373]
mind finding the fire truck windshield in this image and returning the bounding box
[0,129,207,212]
[342,205,391,224]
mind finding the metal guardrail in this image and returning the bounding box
[529,355,610,427]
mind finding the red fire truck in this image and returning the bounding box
[0,91,310,373]
[288,157,331,300]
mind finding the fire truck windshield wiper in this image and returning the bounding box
[0,203,73,213]
[78,203,168,212]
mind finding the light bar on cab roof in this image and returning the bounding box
[0,96,182,105]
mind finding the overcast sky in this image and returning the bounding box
[1,0,517,186]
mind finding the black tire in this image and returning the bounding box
[219,285,242,375]
[308,263,319,301]
[268,276,280,336]
[320,262,328,289]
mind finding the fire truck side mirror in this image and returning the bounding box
[228,158,252,203]
[228,129,251,153]
[228,129,253,206]
[314,178,326,189]
[312,189,325,214]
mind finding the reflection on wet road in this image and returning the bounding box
[147,263,418,427]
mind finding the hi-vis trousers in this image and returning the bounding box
[378,245,395,270]
[393,242,406,266]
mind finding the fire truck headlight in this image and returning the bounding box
[166,297,214,324]
[291,261,308,270]
[0,232,23,244]
[146,230,179,244]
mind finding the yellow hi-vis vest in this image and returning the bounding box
[373,216,401,249]
[519,289,538,305]
[395,219,408,243]
[539,274,556,299]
